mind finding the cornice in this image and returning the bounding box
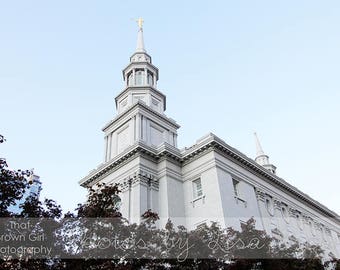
[120,169,159,192]
[80,132,339,222]
[114,85,166,108]
[79,142,159,187]
[181,134,340,221]
[123,62,159,80]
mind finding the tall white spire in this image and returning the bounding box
[254,132,265,157]
[136,18,146,53]
[254,132,277,174]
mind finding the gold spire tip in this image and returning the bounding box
[136,17,144,30]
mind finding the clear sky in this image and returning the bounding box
[1,0,339,215]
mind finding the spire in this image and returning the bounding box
[136,18,146,53]
[254,132,277,174]
[254,132,265,157]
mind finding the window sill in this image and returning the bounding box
[191,195,206,207]
[234,196,247,207]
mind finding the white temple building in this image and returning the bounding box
[79,23,340,258]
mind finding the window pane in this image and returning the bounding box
[147,74,153,85]
[128,73,133,86]
[193,179,202,198]
[232,179,239,196]
[135,71,144,85]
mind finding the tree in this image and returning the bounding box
[0,135,30,218]
[0,134,62,270]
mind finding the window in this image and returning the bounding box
[147,73,153,86]
[135,70,144,85]
[127,72,133,86]
[192,178,203,198]
[232,179,239,197]
[233,178,247,207]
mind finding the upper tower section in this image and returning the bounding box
[102,20,179,161]
[254,132,277,174]
[115,19,165,115]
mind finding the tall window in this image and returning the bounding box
[232,179,239,197]
[127,73,133,86]
[135,70,144,85]
[193,178,203,198]
[147,73,153,86]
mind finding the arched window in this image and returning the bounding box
[135,70,144,85]
[128,73,133,86]
[147,73,153,86]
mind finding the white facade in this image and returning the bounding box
[79,26,340,258]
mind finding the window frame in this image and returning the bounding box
[192,178,203,199]
[232,178,240,197]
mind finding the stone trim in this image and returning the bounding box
[120,169,159,192]
[254,187,338,239]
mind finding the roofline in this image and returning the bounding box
[79,133,339,222]
[182,133,340,221]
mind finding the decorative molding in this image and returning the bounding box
[273,199,282,210]
[302,214,310,225]
[191,195,206,208]
[255,188,266,202]
[119,169,159,192]
[288,208,297,218]
[281,207,290,224]
[234,196,247,208]
[265,197,275,216]
[272,228,283,238]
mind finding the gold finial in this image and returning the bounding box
[136,17,144,30]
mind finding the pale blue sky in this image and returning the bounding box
[1,1,339,215]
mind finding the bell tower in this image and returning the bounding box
[102,20,179,162]
[254,132,276,174]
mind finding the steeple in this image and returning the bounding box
[254,132,276,174]
[254,132,265,157]
[101,20,179,161]
[116,19,161,114]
